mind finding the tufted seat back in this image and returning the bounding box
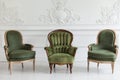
[48,29,73,53]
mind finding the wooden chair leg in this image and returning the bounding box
[53,64,56,72]
[69,64,73,73]
[9,62,12,75]
[33,59,35,71]
[67,64,69,68]
[53,64,55,69]
[97,62,99,69]
[8,62,10,70]
[22,63,24,70]
[49,63,53,73]
[87,60,89,72]
[111,62,114,74]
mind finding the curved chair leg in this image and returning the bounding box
[69,64,73,73]
[33,59,35,71]
[111,62,114,74]
[87,60,89,72]
[49,63,53,73]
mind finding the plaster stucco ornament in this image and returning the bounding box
[39,0,80,25]
[0,0,23,25]
[96,0,120,24]
[51,1,69,24]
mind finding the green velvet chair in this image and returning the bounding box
[4,30,36,74]
[44,29,77,73]
[87,29,118,73]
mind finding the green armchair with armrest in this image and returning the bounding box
[4,30,36,74]
[44,29,77,73]
[87,29,118,73]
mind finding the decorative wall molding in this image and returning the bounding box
[0,0,119,25]
[39,0,80,25]
[0,0,24,25]
[96,0,120,24]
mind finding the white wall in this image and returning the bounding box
[0,0,120,62]
[0,25,120,62]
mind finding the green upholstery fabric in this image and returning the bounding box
[48,53,74,63]
[88,49,116,61]
[68,47,77,56]
[5,30,36,61]
[45,29,77,64]
[6,31,23,53]
[23,44,33,50]
[49,32,72,46]
[44,47,53,57]
[88,29,117,62]
[8,50,35,61]
[98,30,116,52]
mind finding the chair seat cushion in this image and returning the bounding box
[8,50,35,61]
[48,53,74,63]
[88,49,116,61]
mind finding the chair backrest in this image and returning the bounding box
[97,29,116,52]
[48,29,73,53]
[5,30,23,53]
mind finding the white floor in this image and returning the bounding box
[0,61,120,80]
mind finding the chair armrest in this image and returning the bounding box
[68,47,77,56]
[88,43,95,50]
[114,45,119,56]
[44,47,53,57]
[23,44,33,50]
[88,43,101,51]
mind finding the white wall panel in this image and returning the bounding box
[0,0,120,25]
